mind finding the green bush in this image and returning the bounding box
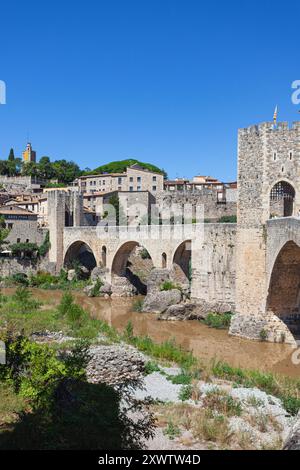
[140,248,151,259]
[132,299,144,312]
[11,273,29,286]
[178,384,193,401]
[89,279,103,297]
[144,361,161,375]
[10,242,39,259]
[38,232,50,257]
[169,370,192,385]
[0,333,89,408]
[203,312,233,329]
[160,281,179,291]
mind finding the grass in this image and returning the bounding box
[128,335,197,370]
[202,388,242,417]
[0,290,104,341]
[154,403,231,447]
[202,312,233,329]
[2,271,90,291]
[0,383,28,428]
[211,360,300,415]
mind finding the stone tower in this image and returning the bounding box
[48,190,84,270]
[230,121,300,341]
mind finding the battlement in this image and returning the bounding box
[238,121,300,137]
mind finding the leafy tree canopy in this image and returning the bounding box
[83,159,167,179]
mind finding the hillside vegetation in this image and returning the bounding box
[83,159,167,178]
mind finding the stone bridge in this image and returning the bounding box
[62,223,204,289]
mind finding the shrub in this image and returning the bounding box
[163,421,181,440]
[10,242,39,259]
[11,273,29,286]
[169,370,192,385]
[132,299,144,312]
[140,248,151,259]
[203,312,233,329]
[259,329,268,341]
[29,271,58,287]
[160,281,178,291]
[178,384,193,401]
[0,333,88,408]
[144,361,161,375]
[89,279,103,297]
[123,321,134,341]
[57,292,74,318]
[38,232,50,257]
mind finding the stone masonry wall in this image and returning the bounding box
[191,223,236,310]
[156,190,236,222]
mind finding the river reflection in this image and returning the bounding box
[3,288,300,378]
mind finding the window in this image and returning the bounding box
[8,223,13,229]
[17,238,20,243]
[137,186,141,191]
[273,152,277,161]
[289,151,293,160]
[153,176,157,182]
[129,177,133,182]
[118,177,122,184]
[26,239,29,243]
[103,180,105,185]
[152,185,157,191]
[94,181,96,185]
[129,186,134,192]
[137,176,141,183]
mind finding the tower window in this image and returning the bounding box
[273,152,277,161]
[289,151,293,160]
[281,166,284,173]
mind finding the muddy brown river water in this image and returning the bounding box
[4,288,300,378]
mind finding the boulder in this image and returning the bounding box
[142,289,182,314]
[159,302,208,321]
[99,282,112,295]
[83,283,95,297]
[146,268,171,294]
[283,412,300,450]
[111,276,138,297]
[67,269,76,282]
[91,266,107,282]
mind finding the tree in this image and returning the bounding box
[38,156,55,179]
[0,215,10,251]
[8,148,15,161]
[51,159,81,183]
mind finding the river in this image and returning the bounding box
[4,288,300,378]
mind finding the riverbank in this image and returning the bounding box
[1,289,300,449]
[2,287,299,378]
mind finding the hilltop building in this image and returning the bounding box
[76,163,164,195]
[22,142,36,163]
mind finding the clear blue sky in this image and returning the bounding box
[0,0,299,181]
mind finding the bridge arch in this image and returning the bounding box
[266,240,300,339]
[172,240,192,284]
[111,241,154,294]
[64,240,97,272]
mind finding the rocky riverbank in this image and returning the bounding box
[33,330,299,450]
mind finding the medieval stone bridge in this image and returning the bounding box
[62,223,204,289]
